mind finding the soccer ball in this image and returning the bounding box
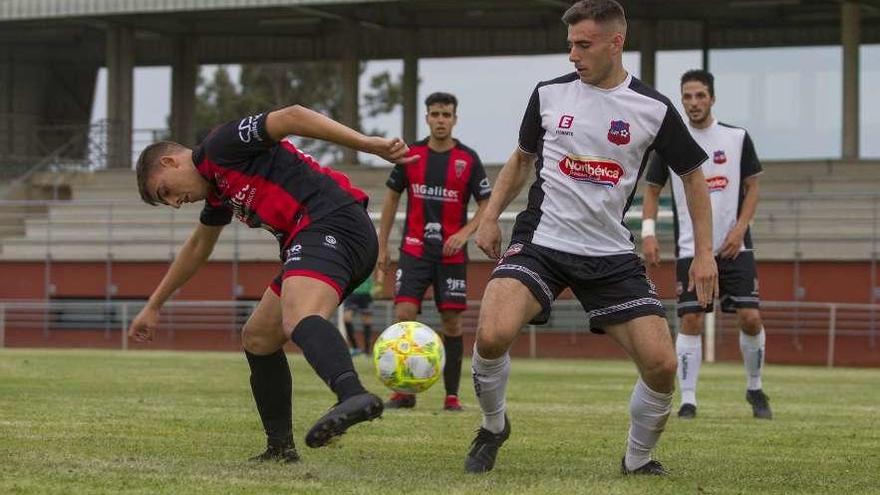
[373,321,445,394]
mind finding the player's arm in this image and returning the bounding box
[264,105,416,164]
[128,223,224,342]
[641,183,663,267]
[377,188,402,275]
[475,148,536,259]
[680,168,718,306]
[443,198,489,257]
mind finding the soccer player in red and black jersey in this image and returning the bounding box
[376,92,492,411]
[128,104,414,463]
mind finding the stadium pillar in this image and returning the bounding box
[701,22,710,71]
[841,1,860,160]
[105,25,134,169]
[170,36,197,147]
[340,22,360,165]
[402,30,418,145]
[639,20,656,88]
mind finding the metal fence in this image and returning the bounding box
[0,298,877,367]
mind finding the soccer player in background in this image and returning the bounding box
[377,92,492,411]
[464,0,718,475]
[128,104,414,462]
[342,273,382,356]
[642,69,772,420]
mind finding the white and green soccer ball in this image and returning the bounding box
[373,321,445,394]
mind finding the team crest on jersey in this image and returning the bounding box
[607,120,631,145]
[454,159,467,179]
[503,243,523,258]
[706,176,729,193]
[558,154,624,187]
[713,150,727,164]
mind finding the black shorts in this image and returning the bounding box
[675,251,760,316]
[394,252,467,312]
[344,293,374,315]
[490,241,665,333]
[269,203,378,301]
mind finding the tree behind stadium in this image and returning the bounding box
[193,63,403,164]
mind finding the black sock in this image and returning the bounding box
[363,324,372,354]
[443,335,464,397]
[244,349,292,446]
[291,315,367,402]
[344,321,358,350]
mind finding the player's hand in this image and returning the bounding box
[642,235,661,267]
[718,226,745,259]
[129,305,160,343]
[688,253,719,308]
[368,136,418,165]
[443,230,468,257]
[376,245,390,275]
[475,219,502,260]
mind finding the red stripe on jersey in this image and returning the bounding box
[282,269,343,300]
[401,145,429,259]
[198,157,311,246]
[280,140,368,205]
[440,148,472,264]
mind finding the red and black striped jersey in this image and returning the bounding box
[386,139,491,263]
[194,111,367,247]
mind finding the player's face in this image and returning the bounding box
[425,103,457,140]
[681,81,715,126]
[567,19,623,87]
[148,154,210,209]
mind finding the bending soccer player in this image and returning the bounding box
[464,0,718,476]
[377,92,491,412]
[642,69,772,420]
[128,104,414,462]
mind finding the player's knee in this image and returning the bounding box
[395,306,418,322]
[739,310,762,334]
[680,313,704,333]
[440,312,462,336]
[643,353,677,384]
[475,321,513,358]
[241,323,275,354]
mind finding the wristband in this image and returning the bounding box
[641,218,656,238]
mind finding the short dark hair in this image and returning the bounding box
[562,0,626,29]
[681,69,715,98]
[424,92,458,113]
[135,140,186,206]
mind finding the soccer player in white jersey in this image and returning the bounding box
[463,0,718,476]
[641,69,772,421]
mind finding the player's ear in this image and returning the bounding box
[159,155,176,168]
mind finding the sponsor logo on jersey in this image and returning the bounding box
[607,119,631,145]
[503,242,524,258]
[237,113,264,143]
[404,236,423,246]
[713,150,727,164]
[284,244,303,263]
[446,278,467,292]
[558,154,624,187]
[410,183,460,202]
[706,175,729,192]
[556,115,575,136]
[323,235,338,248]
[231,184,259,224]
[454,159,467,179]
[479,177,492,196]
[424,222,442,241]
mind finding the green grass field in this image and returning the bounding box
[1,349,878,494]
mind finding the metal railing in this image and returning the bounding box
[0,298,876,367]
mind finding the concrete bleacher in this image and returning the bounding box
[1,160,879,261]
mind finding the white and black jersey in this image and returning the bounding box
[645,119,762,258]
[514,72,707,256]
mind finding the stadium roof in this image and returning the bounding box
[1,0,879,65]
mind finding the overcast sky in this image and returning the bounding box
[92,45,880,165]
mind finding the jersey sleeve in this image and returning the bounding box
[653,105,708,176]
[199,198,233,226]
[468,152,492,201]
[518,85,542,155]
[385,164,407,193]
[740,131,762,179]
[644,150,670,187]
[201,111,274,167]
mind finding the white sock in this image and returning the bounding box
[676,333,702,406]
[740,328,766,390]
[625,378,673,472]
[471,344,511,434]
